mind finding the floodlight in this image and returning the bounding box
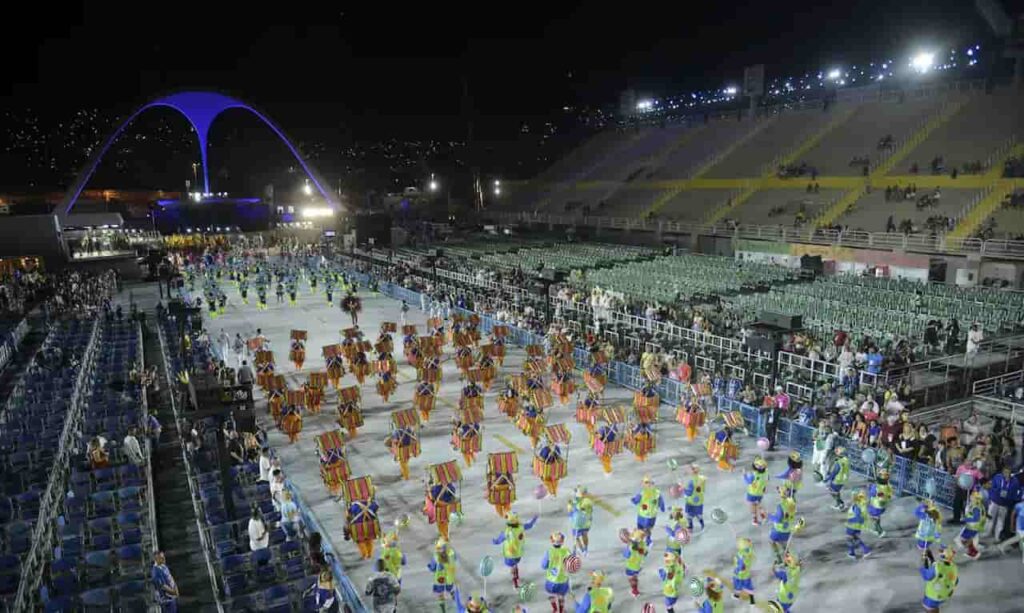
[827,68,841,80]
[303,182,313,196]
[910,52,935,73]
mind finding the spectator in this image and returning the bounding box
[226,430,246,465]
[308,531,329,572]
[237,360,255,387]
[87,436,110,469]
[150,551,179,612]
[280,490,301,541]
[270,469,286,510]
[987,466,1021,542]
[364,558,401,613]
[997,496,1024,562]
[953,459,983,524]
[258,448,273,482]
[123,427,145,466]
[248,506,270,553]
[960,410,985,453]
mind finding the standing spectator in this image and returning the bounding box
[953,459,983,524]
[258,448,273,482]
[232,333,246,368]
[987,466,1021,542]
[150,551,179,612]
[270,469,286,510]
[237,360,255,388]
[761,398,782,451]
[307,531,329,573]
[997,496,1024,563]
[226,430,246,465]
[364,558,401,612]
[960,410,984,454]
[966,324,984,363]
[123,427,145,466]
[279,490,301,541]
[248,506,270,554]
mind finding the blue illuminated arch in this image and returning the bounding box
[61,91,337,215]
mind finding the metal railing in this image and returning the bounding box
[374,276,962,508]
[489,207,1024,258]
[972,369,1023,396]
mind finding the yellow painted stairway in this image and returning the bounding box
[812,186,867,228]
[642,186,686,219]
[947,184,1015,240]
[703,183,758,224]
[765,105,859,173]
[870,98,967,178]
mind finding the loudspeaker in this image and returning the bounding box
[758,312,803,330]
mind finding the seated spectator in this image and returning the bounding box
[87,436,110,469]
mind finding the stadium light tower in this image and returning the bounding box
[429,173,439,193]
[303,180,312,196]
[827,68,842,81]
[910,51,936,73]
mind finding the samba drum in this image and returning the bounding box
[486,452,519,507]
[316,430,350,495]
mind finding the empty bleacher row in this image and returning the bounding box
[0,319,98,610]
[20,319,159,612]
[498,85,1024,237]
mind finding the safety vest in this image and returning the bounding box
[569,498,593,530]
[746,472,768,498]
[686,476,705,507]
[698,596,724,613]
[774,498,796,533]
[432,553,455,586]
[916,516,940,543]
[661,562,684,597]
[666,520,684,552]
[502,525,526,559]
[587,586,614,612]
[625,543,647,572]
[546,546,569,584]
[638,487,662,519]
[734,551,753,580]
[870,483,893,511]
[965,502,987,533]
[777,565,801,604]
[846,502,866,532]
[381,546,403,579]
[832,457,850,485]
[924,562,958,602]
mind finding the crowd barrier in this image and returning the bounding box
[376,279,959,508]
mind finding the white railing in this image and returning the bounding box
[972,369,1024,396]
[490,210,1024,259]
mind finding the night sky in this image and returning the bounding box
[0,1,1010,194]
[3,2,995,137]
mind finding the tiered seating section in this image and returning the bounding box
[500,86,1024,237]
[36,320,156,612]
[158,315,322,613]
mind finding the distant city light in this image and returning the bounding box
[723,86,738,96]
[827,68,842,80]
[910,52,935,74]
[636,100,653,111]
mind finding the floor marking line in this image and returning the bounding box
[493,434,525,454]
[590,495,622,518]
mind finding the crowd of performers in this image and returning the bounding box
[179,255,969,613]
